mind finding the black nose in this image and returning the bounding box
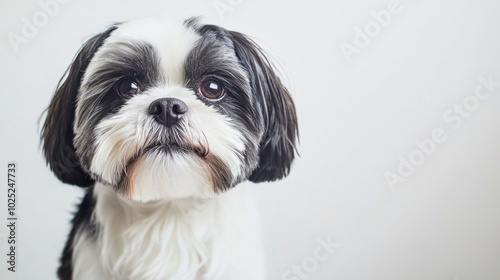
[148,98,188,127]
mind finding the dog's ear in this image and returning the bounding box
[40,26,118,187]
[228,31,299,183]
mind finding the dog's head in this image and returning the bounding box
[41,17,298,202]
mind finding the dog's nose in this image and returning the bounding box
[148,98,188,127]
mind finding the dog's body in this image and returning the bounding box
[41,17,297,280]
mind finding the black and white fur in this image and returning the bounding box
[41,17,298,280]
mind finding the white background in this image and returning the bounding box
[1,0,500,279]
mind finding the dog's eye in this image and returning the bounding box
[198,79,224,100]
[117,78,140,97]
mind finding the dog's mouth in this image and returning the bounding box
[143,142,209,158]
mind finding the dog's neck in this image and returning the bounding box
[71,182,264,280]
[95,182,221,279]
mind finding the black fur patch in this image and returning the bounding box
[58,187,97,280]
[41,25,119,187]
[228,31,299,182]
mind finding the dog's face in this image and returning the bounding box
[41,18,297,202]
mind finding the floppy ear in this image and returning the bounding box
[228,31,299,183]
[40,26,118,187]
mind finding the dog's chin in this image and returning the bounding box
[115,144,216,203]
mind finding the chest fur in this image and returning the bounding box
[71,183,264,280]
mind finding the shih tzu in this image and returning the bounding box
[41,17,298,280]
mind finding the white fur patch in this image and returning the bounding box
[70,183,266,280]
[126,150,213,201]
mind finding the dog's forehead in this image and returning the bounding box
[104,18,201,84]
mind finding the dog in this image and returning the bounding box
[41,17,298,280]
